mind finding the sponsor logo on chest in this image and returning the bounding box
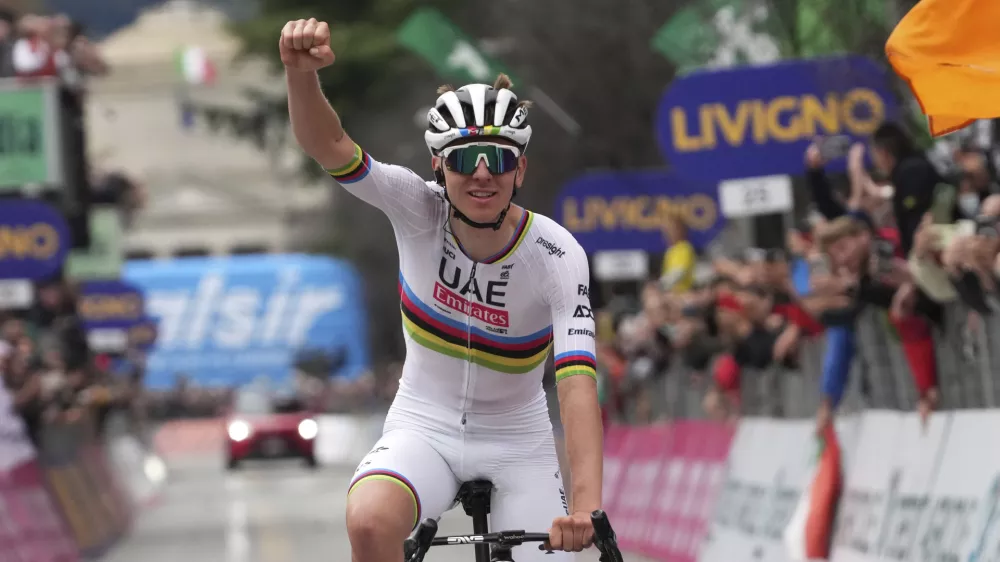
[435,256,511,327]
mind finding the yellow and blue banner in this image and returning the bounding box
[554,170,724,253]
[79,280,145,331]
[656,55,900,183]
[0,199,71,280]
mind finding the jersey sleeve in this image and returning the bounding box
[546,239,598,383]
[327,143,440,237]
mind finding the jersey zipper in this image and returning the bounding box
[460,261,478,433]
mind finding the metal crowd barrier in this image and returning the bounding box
[643,304,1000,420]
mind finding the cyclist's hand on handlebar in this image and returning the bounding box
[548,511,594,553]
[279,18,335,71]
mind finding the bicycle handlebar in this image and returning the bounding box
[590,510,624,562]
[434,530,551,547]
[404,510,625,562]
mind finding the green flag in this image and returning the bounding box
[397,7,520,86]
[651,0,890,71]
[650,0,741,73]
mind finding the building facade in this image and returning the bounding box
[86,0,332,260]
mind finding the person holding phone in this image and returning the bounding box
[806,137,897,222]
[868,123,948,255]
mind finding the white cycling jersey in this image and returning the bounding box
[329,145,596,561]
[329,144,597,425]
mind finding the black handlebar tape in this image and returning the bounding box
[590,510,612,540]
[415,519,438,544]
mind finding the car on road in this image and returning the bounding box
[224,387,319,469]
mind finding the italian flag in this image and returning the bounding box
[783,422,843,561]
[175,46,216,85]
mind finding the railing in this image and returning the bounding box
[632,304,1000,421]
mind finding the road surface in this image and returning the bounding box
[99,452,654,562]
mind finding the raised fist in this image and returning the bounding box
[279,18,335,71]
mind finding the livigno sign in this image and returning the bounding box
[0,78,65,192]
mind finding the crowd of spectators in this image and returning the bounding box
[142,364,399,421]
[0,7,156,449]
[144,377,233,421]
[0,280,143,446]
[595,121,1000,432]
[3,302,396,444]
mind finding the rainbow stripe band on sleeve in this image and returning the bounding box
[327,143,372,184]
[554,350,597,382]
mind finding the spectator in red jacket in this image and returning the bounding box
[11,13,107,85]
[11,14,60,78]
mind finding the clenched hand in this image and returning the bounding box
[279,18,335,71]
[548,511,594,552]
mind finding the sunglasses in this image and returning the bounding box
[440,142,520,176]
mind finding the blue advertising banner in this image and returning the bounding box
[656,55,900,182]
[79,280,145,331]
[124,254,371,389]
[0,199,71,280]
[555,170,724,253]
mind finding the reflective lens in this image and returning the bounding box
[442,143,519,175]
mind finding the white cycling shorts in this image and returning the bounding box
[348,421,572,562]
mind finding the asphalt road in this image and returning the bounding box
[99,452,651,562]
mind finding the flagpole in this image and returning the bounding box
[175,46,194,131]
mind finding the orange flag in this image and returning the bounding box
[885,0,1000,137]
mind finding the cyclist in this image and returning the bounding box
[280,17,604,562]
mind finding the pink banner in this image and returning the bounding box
[646,422,734,561]
[602,421,735,562]
[641,424,687,559]
[0,459,78,562]
[610,424,671,551]
[600,423,633,516]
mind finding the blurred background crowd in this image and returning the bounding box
[596,127,1000,428]
[2,0,1000,450]
[0,7,134,448]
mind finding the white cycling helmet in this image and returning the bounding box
[424,82,532,155]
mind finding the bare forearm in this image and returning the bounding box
[558,379,603,513]
[286,69,352,169]
[846,169,869,210]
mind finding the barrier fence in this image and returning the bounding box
[0,405,382,561]
[601,301,1000,561]
[643,304,1000,421]
[0,393,166,562]
[601,409,1000,562]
